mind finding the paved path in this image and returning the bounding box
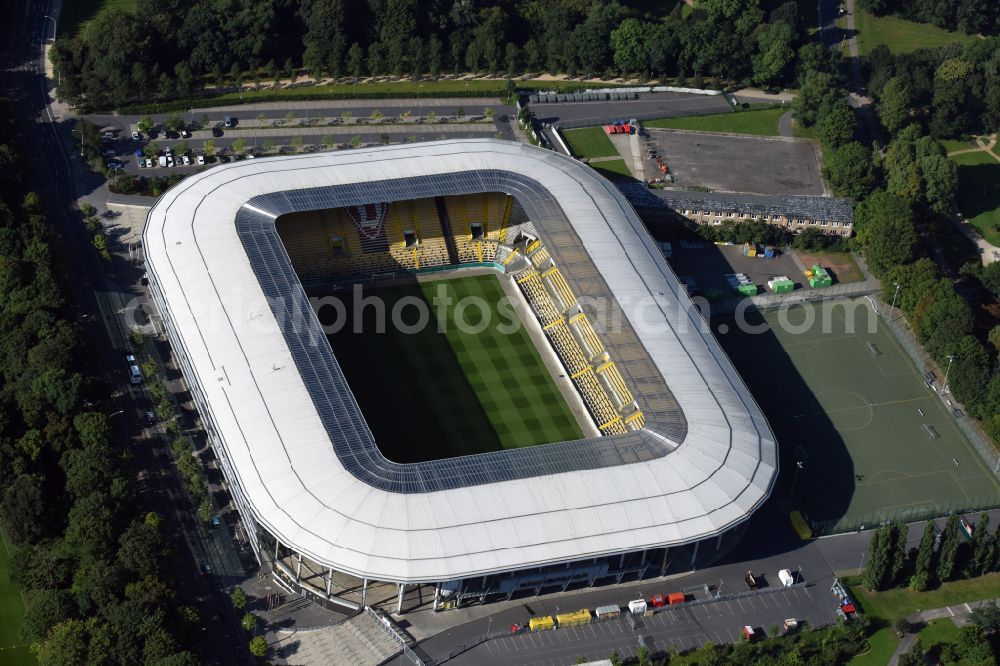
[778,111,793,138]
[946,133,999,161]
[887,597,1000,665]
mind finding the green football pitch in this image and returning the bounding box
[720,298,1000,532]
[323,273,583,462]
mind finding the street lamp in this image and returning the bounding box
[789,460,806,501]
[888,282,900,322]
[942,355,955,395]
[108,410,125,418]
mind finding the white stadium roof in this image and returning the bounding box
[143,139,777,584]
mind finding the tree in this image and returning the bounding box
[751,21,794,87]
[955,625,993,662]
[854,191,917,276]
[505,43,518,76]
[347,43,363,80]
[231,586,248,610]
[863,524,894,590]
[888,521,908,585]
[896,638,923,666]
[65,492,114,561]
[249,636,267,658]
[1,474,51,545]
[291,136,305,151]
[611,18,649,76]
[231,139,247,155]
[203,140,215,157]
[241,612,256,632]
[136,116,154,133]
[878,78,913,133]
[379,133,390,145]
[35,620,88,666]
[817,103,858,148]
[20,589,76,643]
[918,154,958,214]
[165,112,183,132]
[118,519,165,575]
[349,135,362,149]
[340,110,353,124]
[370,109,383,122]
[793,70,840,127]
[937,515,962,582]
[826,142,876,200]
[910,522,936,591]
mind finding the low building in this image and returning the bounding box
[649,190,855,237]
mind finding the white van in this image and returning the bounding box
[126,354,142,384]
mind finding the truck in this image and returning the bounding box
[744,571,759,590]
[627,599,647,614]
[158,155,168,167]
[778,569,795,587]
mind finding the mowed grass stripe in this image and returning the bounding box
[0,534,33,666]
[433,275,583,449]
[325,274,582,462]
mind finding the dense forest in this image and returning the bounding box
[52,0,816,109]
[857,0,999,37]
[0,100,200,664]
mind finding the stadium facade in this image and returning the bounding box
[143,139,777,613]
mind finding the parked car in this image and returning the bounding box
[211,515,222,528]
[166,156,175,167]
[181,154,191,165]
[131,130,140,140]
[180,129,190,138]
[144,410,156,426]
[196,154,205,165]
[246,153,255,159]
[137,159,145,168]
[125,354,142,385]
[145,158,154,168]
[224,116,235,128]
[212,127,224,137]
[200,561,212,574]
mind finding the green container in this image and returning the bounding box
[738,283,758,297]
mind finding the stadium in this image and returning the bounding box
[142,138,777,614]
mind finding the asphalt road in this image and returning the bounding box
[531,91,732,129]
[2,0,249,662]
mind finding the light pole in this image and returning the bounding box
[789,460,805,502]
[42,14,57,42]
[942,355,955,395]
[888,282,900,322]
[858,551,865,575]
[108,410,125,418]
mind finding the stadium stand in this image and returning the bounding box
[276,192,644,438]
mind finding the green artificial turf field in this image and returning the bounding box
[325,274,583,462]
[720,298,1000,533]
[561,127,619,159]
[0,535,33,665]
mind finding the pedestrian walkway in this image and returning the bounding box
[887,597,1000,665]
[269,611,403,665]
[946,133,999,161]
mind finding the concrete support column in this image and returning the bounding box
[433,584,441,612]
[660,547,670,577]
[690,540,700,568]
[397,583,405,614]
[274,536,280,562]
[295,553,302,583]
[326,567,333,596]
[361,578,368,607]
[716,533,723,551]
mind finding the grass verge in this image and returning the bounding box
[644,107,785,137]
[850,573,1000,624]
[591,159,633,180]
[847,626,900,666]
[561,126,619,159]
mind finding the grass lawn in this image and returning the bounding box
[850,573,1000,624]
[792,250,864,283]
[941,138,981,154]
[719,299,1000,533]
[591,159,633,180]
[58,0,135,37]
[951,151,1000,246]
[848,626,900,666]
[0,535,33,666]
[918,618,962,648]
[561,127,619,159]
[325,274,583,462]
[853,9,978,56]
[644,107,784,137]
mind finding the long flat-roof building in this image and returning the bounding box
[143,139,777,613]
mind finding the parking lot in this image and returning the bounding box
[455,585,834,665]
[645,129,826,195]
[88,99,516,175]
[666,243,811,299]
[531,90,732,129]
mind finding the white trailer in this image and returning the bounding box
[627,599,647,614]
[778,569,795,587]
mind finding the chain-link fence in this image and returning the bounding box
[807,496,1000,536]
[873,294,1000,483]
[801,295,1000,536]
